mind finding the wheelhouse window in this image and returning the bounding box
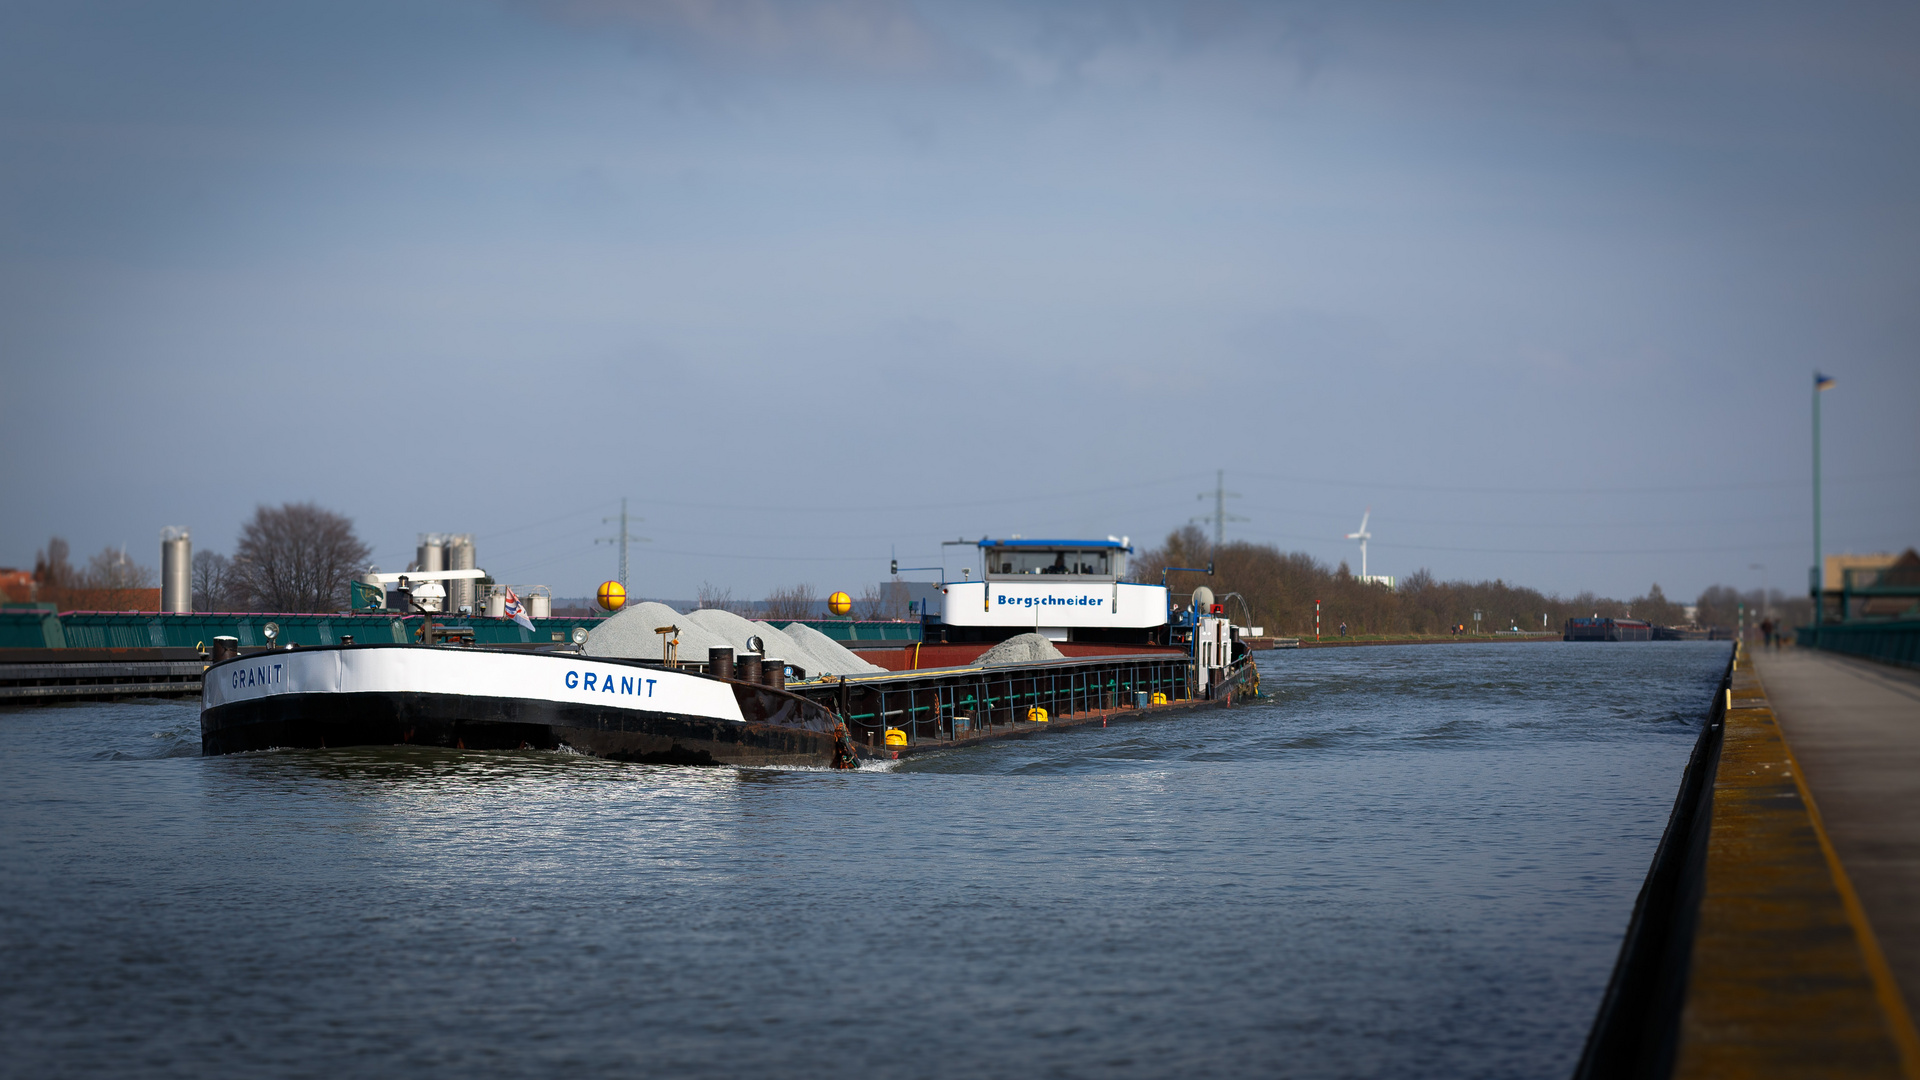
[986,549,1112,577]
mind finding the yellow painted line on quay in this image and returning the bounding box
[1675,645,1920,1079]
[1768,663,1920,1078]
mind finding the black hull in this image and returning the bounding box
[202,690,841,767]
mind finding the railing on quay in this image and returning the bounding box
[1798,620,1920,670]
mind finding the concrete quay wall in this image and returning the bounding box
[1579,643,1920,1079]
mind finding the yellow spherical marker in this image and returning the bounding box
[828,591,853,617]
[596,580,627,612]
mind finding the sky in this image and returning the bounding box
[3,0,1916,604]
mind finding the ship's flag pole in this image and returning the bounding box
[502,586,537,634]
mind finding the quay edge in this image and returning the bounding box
[1577,642,1920,1079]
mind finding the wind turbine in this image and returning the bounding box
[1345,509,1372,580]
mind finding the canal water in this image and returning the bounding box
[0,642,1727,1078]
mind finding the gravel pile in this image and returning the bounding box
[584,602,733,663]
[683,609,881,678]
[975,633,1065,666]
[683,608,805,668]
[779,621,885,677]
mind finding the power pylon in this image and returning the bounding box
[597,497,652,590]
[1192,469,1248,552]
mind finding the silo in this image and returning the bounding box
[446,534,476,613]
[527,591,552,619]
[416,535,447,576]
[160,527,191,613]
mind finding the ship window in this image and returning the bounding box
[987,549,1112,576]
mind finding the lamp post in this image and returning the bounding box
[1750,563,1767,621]
[1813,373,1835,628]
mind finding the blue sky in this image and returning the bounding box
[3,0,1916,602]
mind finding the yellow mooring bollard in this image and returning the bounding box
[884,727,907,746]
[1027,707,1048,723]
[1150,692,1168,705]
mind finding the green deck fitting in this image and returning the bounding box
[13,611,609,651]
[452,616,605,646]
[56,612,414,649]
[772,620,922,644]
[0,608,66,649]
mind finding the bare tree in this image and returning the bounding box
[232,503,373,612]
[33,536,72,590]
[192,550,239,612]
[80,546,153,589]
[857,578,910,620]
[696,581,753,615]
[1628,583,1685,627]
[74,545,155,610]
[761,583,816,621]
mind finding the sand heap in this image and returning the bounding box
[683,608,809,669]
[778,620,885,677]
[683,608,882,678]
[975,632,1065,666]
[583,602,732,663]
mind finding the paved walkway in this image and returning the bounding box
[1753,647,1920,1016]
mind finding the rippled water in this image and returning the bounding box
[0,642,1728,1078]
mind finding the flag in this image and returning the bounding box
[502,586,536,633]
[1816,372,1836,391]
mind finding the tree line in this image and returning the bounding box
[1130,525,1807,636]
[17,503,372,613]
[11,507,1806,629]
[22,538,159,611]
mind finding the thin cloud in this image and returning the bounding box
[523,0,955,75]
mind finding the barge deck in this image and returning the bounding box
[791,650,1258,760]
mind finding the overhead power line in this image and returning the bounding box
[638,472,1209,515]
[1370,540,1813,556]
[1238,467,1918,495]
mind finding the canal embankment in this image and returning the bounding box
[1580,643,1920,1078]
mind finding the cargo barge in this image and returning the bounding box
[1564,617,1654,642]
[196,537,1261,766]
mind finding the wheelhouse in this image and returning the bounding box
[979,538,1129,581]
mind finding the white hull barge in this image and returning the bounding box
[200,644,845,766]
[199,533,1265,765]
[199,638,1261,765]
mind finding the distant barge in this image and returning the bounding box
[197,537,1261,766]
[1564,617,1654,642]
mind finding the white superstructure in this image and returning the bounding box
[928,538,1168,643]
